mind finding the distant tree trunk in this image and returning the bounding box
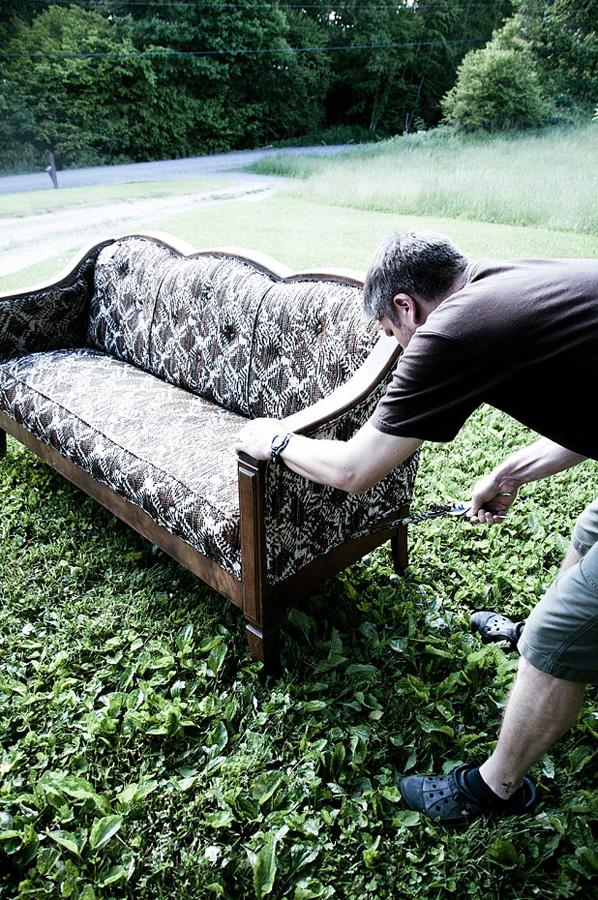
[369,71,393,131]
[46,152,59,188]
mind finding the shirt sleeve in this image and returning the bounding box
[370,331,496,442]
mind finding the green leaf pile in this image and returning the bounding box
[1,404,597,899]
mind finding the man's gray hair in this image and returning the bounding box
[363,230,468,322]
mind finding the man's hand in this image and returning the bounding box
[467,437,587,526]
[469,472,518,525]
[235,418,422,493]
[235,418,285,461]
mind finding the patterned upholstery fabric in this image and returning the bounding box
[87,238,175,371]
[87,238,377,419]
[0,253,99,360]
[147,253,272,416]
[264,386,420,584]
[247,279,379,418]
[0,235,418,587]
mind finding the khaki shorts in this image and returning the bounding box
[518,499,598,685]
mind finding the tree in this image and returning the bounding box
[0,4,185,169]
[0,1,333,170]
[322,0,420,134]
[524,0,598,113]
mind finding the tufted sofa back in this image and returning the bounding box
[87,237,380,419]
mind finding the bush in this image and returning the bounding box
[442,21,549,132]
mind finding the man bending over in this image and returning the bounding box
[235,230,598,827]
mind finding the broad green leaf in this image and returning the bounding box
[253,827,288,899]
[345,664,378,679]
[254,772,284,806]
[79,886,97,900]
[569,745,595,774]
[207,644,227,677]
[253,836,278,899]
[205,810,234,829]
[47,829,86,857]
[38,773,109,813]
[393,810,421,827]
[294,879,335,899]
[99,865,127,887]
[303,700,327,712]
[379,785,402,803]
[0,830,21,842]
[116,781,158,809]
[488,838,519,868]
[89,815,123,852]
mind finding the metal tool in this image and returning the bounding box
[354,493,516,539]
[394,500,473,527]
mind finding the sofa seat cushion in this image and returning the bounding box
[0,349,244,578]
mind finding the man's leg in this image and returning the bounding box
[400,533,598,825]
[560,544,582,573]
[471,499,596,647]
[479,502,598,795]
[479,659,586,799]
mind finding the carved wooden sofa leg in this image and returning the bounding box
[245,619,281,673]
[391,522,409,575]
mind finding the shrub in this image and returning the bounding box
[442,21,549,132]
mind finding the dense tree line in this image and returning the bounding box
[0,0,594,172]
[0,0,512,171]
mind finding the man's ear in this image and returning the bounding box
[391,292,422,325]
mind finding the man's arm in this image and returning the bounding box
[470,437,588,524]
[235,418,422,494]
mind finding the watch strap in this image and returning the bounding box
[270,432,294,464]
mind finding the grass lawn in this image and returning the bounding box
[2,195,597,296]
[0,179,231,219]
[2,126,598,899]
[249,123,598,236]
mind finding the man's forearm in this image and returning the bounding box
[489,437,587,491]
[235,419,422,494]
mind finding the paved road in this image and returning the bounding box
[0,145,356,194]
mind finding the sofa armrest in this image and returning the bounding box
[259,338,418,585]
[0,243,108,359]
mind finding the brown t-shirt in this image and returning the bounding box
[371,258,598,460]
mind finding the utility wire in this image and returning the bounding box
[0,37,486,57]
[13,0,511,8]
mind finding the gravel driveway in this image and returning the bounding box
[0,146,357,281]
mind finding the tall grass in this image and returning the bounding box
[250,124,598,236]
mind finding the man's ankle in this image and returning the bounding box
[477,763,524,802]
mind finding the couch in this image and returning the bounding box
[0,233,420,666]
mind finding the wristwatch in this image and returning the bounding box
[270,432,294,464]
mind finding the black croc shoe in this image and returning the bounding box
[399,764,536,827]
[471,610,525,653]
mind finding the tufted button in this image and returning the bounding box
[117,259,130,279]
[315,320,325,336]
[224,324,236,342]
